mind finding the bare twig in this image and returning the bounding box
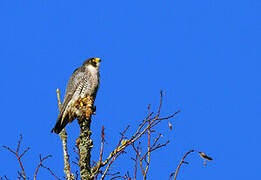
[144,118,151,179]
[109,171,132,180]
[134,151,138,180]
[92,126,105,178]
[172,150,195,180]
[131,146,140,180]
[60,129,74,180]
[17,171,23,180]
[41,164,61,180]
[57,88,74,180]
[34,154,52,180]
[20,148,30,159]
[16,135,22,154]
[131,143,145,176]
[2,135,29,180]
[56,88,62,111]
[100,126,130,180]
[1,176,9,180]
[99,126,105,165]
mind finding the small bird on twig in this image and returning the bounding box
[51,58,101,134]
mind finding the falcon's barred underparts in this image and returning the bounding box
[51,58,101,134]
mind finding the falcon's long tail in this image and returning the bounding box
[51,114,70,134]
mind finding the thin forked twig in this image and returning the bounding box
[134,150,138,180]
[131,143,145,176]
[34,155,52,180]
[2,135,29,180]
[100,126,130,180]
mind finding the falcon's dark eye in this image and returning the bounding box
[88,58,94,63]
[85,58,100,66]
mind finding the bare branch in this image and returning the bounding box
[34,154,52,180]
[2,135,29,180]
[144,118,152,179]
[172,150,195,180]
[1,175,9,180]
[16,135,22,154]
[134,150,138,180]
[60,129,74,180]
[131,143,145,177]
[92,126,105,178]
[56,88,62,111]
[100,126,130,180]
[20,147,30,158]
[56,88,74,180]
[2,146,16,155]
[41,164,61,180]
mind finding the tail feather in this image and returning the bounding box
[51,114,70,134]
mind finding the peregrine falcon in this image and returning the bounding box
[51,58,101,134]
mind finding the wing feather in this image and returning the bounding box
[51,65,99,134]
[51,67,85,133]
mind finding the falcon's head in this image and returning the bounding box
[83,57,101,68]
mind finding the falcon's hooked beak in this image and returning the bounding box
[94,58,101,63]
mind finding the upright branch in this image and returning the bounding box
[57,88,74,180]
[60,129,74,180]
[92,126,105,179]
[144,117,151,179]
[77,96,94,180]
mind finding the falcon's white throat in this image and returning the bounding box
[87,63,99,75]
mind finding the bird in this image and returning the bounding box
[51,58,101,134]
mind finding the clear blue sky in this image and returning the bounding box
[0,0,260,179]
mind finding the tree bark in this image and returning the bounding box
[77,96,94,180]
[60,129,75,180]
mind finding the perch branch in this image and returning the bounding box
[56,88,74,180]
[77,96,94,180]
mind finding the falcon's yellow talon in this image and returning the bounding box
[82,97,88,102]
[80,102,84,107]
